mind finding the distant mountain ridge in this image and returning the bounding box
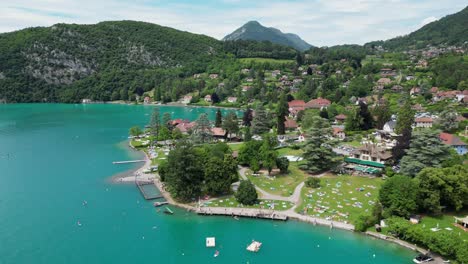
[223,21,312,51]
[366,6,468,50]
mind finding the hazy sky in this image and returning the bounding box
[0,0,466,46]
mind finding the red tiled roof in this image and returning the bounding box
[288,100,306,108]
[333,127,344,135]
[335,114,347,120]
[176,121,196,133]
[306,97,331,109]
[284,119,298,129]
[415,117,433,123]
[211,127,226,137]
[439,132,467,146]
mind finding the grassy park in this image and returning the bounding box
[296,174,384,224]
[247,163,308,197]
[205,196,295,211]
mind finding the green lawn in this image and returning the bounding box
[339,140,362,148]
[277,147,303,156]
[418,214,468,241]
[130,138,150,149]
[247,162,308,197]
[228,142,244,152]
[205,196,295,211]
[296,175,384,224]
[147,147,168,166]
[239,58,294,64]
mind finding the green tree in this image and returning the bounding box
[358,101,373,130]
[415,165,468,214]
[235,180,258,205]
[244,126,252,142]
[378,175,418,218]
[373,102,391,130]
[222,112,239,140]
[129,126,143,137]
[437,107,458,132]
[319,108,329,119]
[276,157,289,174]
[305,177,321,188]
[277,92,289,135]
[159,141,204,202]
[301,116,340,173]
[149,107,161,141]
[400,130,451,177]
[393,99,414,160]
[296,52,304,66]
[251,104,270,135]
[215,109,223,128]
[192,113,212,144]
[204,155,238,196]
[394,99,414,135]
[345,107,362,131]
[162,112,172,129]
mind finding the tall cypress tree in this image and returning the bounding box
[393,99,415,161]
[149,107,161,142]
[276,92,289,135]
[215,109,223,128]
[358,101,373,130]
[251,105,270,135]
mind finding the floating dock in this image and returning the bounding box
[112,160,146,164]
[136,181,163,200]
[196,207,287,221]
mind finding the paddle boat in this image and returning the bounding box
[214,250,219,257]
[247,240,262,252]
[164,207,174,215]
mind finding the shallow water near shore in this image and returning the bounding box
[0,104,414,264]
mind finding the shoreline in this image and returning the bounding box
[111,141,154,183]
[107,100,242,111]
[112,140,430,261]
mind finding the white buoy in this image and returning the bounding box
[373,254,376,258]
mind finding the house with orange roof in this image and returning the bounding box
[414,117,434,128]
[284,119,298,131]
[305,97,331,109]
[439,132,467,155]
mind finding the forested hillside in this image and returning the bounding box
[0,21,227,102]
[366,6,468,50]
[0,21,302,103]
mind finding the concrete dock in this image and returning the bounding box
[196,207,288,221]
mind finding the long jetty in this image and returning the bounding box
[112,160,146,164]
[196,207,288,221]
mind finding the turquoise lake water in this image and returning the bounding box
[0,104,415,264]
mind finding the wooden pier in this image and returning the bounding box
[196,207,288,221]
[136,181,163,200]
[112,160,146,164]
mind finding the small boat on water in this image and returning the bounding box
[413,253,434,263]
[214,250,219,257]
[206,237,216,247]
[164,207,174,215]
[77,221,82,227]
[153,201,168,207]
[233,216,239,220]
[247,241,262,252]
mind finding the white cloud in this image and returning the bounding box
[420,16,438,27]
[0,0,466,46]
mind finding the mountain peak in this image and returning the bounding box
[223,21,312,51]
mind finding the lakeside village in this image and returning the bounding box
[124,47,467,263]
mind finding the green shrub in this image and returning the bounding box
[235,180,258,205]
[305,177,321,188]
